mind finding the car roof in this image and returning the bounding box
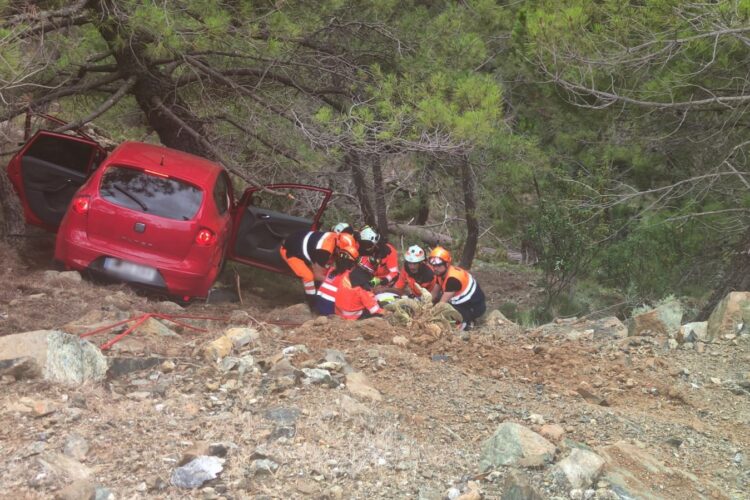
[106,142,224,186]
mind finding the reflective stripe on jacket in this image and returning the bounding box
[438,266,478,305]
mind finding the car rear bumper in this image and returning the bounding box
[55,233,221,299]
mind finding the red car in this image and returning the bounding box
[6,129,331,302]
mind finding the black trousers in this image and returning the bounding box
[451,285,486,323]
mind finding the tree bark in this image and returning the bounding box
[415,163,431,225]
[95,1,212,157]
[371,155,389,235]
[458,157,478,269]
[696,230,750,320]
[0,171,26,240]
[348,149,376,226]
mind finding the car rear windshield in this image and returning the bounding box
[99,166,203,221]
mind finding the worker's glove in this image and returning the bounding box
[369,277,382,287]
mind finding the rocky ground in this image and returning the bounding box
[0,235,748,500]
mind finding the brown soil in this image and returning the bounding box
[0,239,747,499]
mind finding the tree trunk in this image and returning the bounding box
[415,163,431,225]
[348,149,376,226]
[0,171,26,240]
[390,223,453,247]
[458,157,478,269]
[696,230,750,320]
[95,0,212,157]
[371,155,389,235]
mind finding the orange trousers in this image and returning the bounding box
[280,247,316,296]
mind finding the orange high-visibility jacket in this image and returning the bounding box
[335,270,383,320]
[282,231,337,265]
[437,266,478,305]
[374,243,399,284]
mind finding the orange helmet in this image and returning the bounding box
[336,233,359,260]
[428,246,452,266]
[358,255,380,274]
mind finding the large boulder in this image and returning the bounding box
[677,321,708,343]
[0,330,107,385]
[627,300,683,337]
[554,448,605,489]
[706,291,750,341]
[479,422,556,471]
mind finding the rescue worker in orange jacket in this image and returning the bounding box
[315,236,359,316]
[280,229,348,308]
[392,245,437,297]
[335,256,385,320]
[357,226,399,287]
[428,246,486,330]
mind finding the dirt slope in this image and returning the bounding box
[0,239,747,499]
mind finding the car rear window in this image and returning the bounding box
[99,166,203,220]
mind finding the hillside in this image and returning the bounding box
[0,237,748,500]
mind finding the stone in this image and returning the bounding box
[171,456,225,488]
[590,316,628,339]
[500,469,543,500]
[540,424,565,443]
[202,335,233,361]
[576,386,609,406]
[339,394,371,417]
[55,479,95,500]
[555,448,605,489]
[63,434,90,461]
[0,330,107,385]
[0,356,42,380]
[392,335,409,346]
[628,300,683,337]
[264,407,301,425]
[479,422,556,471]
[137,317,179,338]
[224,327,260,348]
[706,291,750,340]
[345,372,382,401]
[302,368,336,387]
[37,452,93,481]
[677,322,708,343]
[107,357,163,378]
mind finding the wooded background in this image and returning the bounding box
[1,0,749,320]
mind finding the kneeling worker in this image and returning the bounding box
[392,245,437,297]
[428,246,486,330]
[315,235,359,315]
[280,229,347,308]
[335,256,385,320]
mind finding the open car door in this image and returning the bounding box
[6,131,106,230]
[228,184,332,273]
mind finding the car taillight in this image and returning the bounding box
[72,196,90,215]
[195,228,217,246]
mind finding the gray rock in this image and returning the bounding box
[63,434,90,461]
[324,349,353,374]
[107,357,163,378]
[171,456,225,489]
[0,356,41,380]
[479,422,556,471]
[302,368,337,387]
[251,458,279,475]
[264,407,300,425]
[555,448,605,489]
[501,469,543,500]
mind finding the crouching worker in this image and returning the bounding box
[315,235,359,315]
[428,246,486,330]
[335,256,385,320]
[279,229,339,309]
[393,245,436,298]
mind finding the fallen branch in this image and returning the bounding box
[390,223,453,246]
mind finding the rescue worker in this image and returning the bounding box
[279,229,341,308]
[335,255,385,320]
[392,245,437,297]
[357,226,399,287]
[428,246,486,330]
[315,235,359,315]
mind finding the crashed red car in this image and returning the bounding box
[6,129,331,302]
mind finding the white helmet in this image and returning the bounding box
[331,222,352,233]
[359,226,380,245]
[404,245,426,263]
